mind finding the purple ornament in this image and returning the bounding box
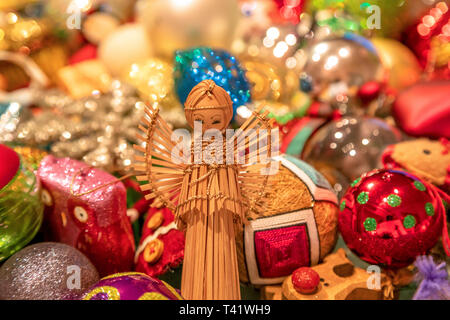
[82,272,183,300]
[413,255,450,300]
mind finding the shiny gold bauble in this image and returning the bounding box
[242,58,283,102]
[123,58,186,128]
[371,38,421,91]
[0,12,48,52]
[123,58,174,104]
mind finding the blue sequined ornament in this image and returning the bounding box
[174,47,251,118]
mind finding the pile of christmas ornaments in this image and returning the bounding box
[0,0,449,300]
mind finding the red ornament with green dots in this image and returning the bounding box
[338,169,446,269]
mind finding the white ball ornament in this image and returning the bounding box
[98,23,153,76]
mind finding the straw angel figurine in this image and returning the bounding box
[133,80,278,300]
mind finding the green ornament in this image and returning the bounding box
[403,215,416,229]
[357,191,369,204]
[413,181,426,191]
[340,200,346,211]
[386,194,401,207]
[364,217,377,232]
[425,203,435,216]
[0,158,43,261]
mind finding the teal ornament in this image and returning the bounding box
[173,47,251,118]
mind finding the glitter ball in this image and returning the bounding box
[357,191,369,204]
[340,200,346,211]
[363,217,377,232]
[425,202,435,216]
[339,169,446,269]
[414,181,426,191]
[82,272,182,300]
[403,215,416,229]
[174,47,251,118]
[0,242,99,300]
[386,194,401,207]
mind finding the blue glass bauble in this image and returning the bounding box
[174,47,251,118]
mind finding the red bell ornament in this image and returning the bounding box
[338,169,450,269]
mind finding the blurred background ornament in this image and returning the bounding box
[371,38,422,92]
[38,155,135,276]
[0,7,71,87]
[0,0,39,11]
[278,116,326,155]
[302,117,403,198]
[45,0,137,26]
[98,23,152,77]
[57,59,112,98]
[315,9,361,35]
[236,154,339,285]
[392,81,450,139]
[174,47,251,117]
[136,0,240,59]
[13,80,151,173]
[0,101,31,142]
[123,58,187,128]
[29,44,69,85]
[243,58,284,101]
[0,10,48,52]
[0,50,49,104]
[402,1,450,80]
[233,20,302,100]
[338,169,448,269]
[269,0,306,25]
[122,58,175,104]
[0,242,99,300]
[382,138,450,194]
[82,272,183,300]
[13,145,47,169]
[44,0,93,28]
[0,143,44,261]
[236,0,275,36]
[305,0,407,38]
[81,11,120,45]
[298,36,385,113]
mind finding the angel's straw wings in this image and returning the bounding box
[133,103,279,217]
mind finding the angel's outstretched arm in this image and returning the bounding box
[234,104,280,218]
[133,103,188,211]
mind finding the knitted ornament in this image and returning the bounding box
[236,154,338,285]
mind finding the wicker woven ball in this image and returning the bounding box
[236,154,339,285]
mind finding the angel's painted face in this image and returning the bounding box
[192,109,227,133]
